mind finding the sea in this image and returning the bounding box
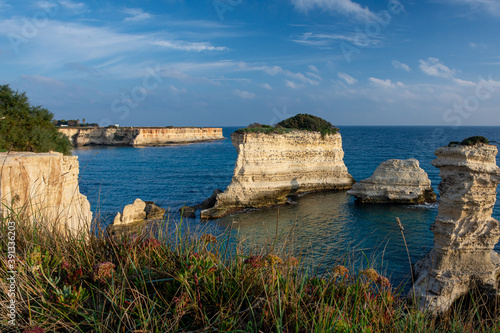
[74,126,500,288]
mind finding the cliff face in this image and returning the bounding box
[201,131,354,219]
[0,152,92,235]
[412,143,500,315]
[59,127,224,146]
[347,158,436,204]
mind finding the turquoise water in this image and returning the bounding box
[75,126,500,286]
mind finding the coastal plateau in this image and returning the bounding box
[59,127,224,146]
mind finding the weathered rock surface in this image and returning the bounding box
[179,206,196,218]
[411,143,500,315]
[197,189,223,210]
[59,127,224,146]
[201,131,354,219]
[347,158,436,204]
[0,152,92,235]
[145,201,166,220]
[113,199,166,225]
[113,199,146,225]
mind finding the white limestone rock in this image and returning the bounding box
[411,143,500,315]
[347,158,437,204]
[201,130,354,219]
[113,198,147,225]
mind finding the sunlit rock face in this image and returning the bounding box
[0,152,92,236]
[201,131,354,219]
[412,143,500,315]
[347,158,436,204]
[59,127,224,146]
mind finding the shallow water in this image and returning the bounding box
[75,126,500,286]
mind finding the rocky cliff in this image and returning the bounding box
[347,158,436,204]
[0,152,92,235]
[59,127,224,146]
[412,143,500,315]
[201,131,354,219]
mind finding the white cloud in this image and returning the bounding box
[260,83,273,90]
[307,71,322,81]
[291,0,378,22]
[369,77,403,89]
[392,60,411,72]
[123,8,153,22]
[308,65,319,72]
[338,72,357,85]
[419,57,455,79]
[150,40,227,52]
[285,80,305,89]
[232,89,256,99]
[292,31,381,48]
[169,85,187,95]
[438,0,500,16]
[237,62,319,85]
[20,75,65,88]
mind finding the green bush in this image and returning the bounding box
[0,85,72,155]
[460,136,489,146]
[276,114,338,137]
[235,114,338,138]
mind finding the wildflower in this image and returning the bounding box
[376,276,391,288]
[22,327,45,333]
[286,256,299,267]
[92,262,116,283]
[200,234,217,244]
[142,237,162,249]
[61,260,72,271]
[360,268,379,281]
[332,265,349,278]
[265,254,282,265]
[244,256,268,268]
[190,253,201,260]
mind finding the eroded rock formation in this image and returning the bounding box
[0,152,92,235]
[201,131,354,219]
[113,199,165,225]
[412,143,500,315]
[347,158,436,204]
[59,127,224,146]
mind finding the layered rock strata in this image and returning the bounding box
[347,158,436,204]
[0,152,92,235]
[59,127,224,147]
[201,131,354,219]
[412,143,500,315]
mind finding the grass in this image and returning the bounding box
[2,213,500,332]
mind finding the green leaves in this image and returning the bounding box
[0,84,72,154]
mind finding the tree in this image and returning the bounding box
[0,85,72,155]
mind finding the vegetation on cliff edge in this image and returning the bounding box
[0,84,72,155]
[448,136,490,147]
[2,213,500,332]
[235,114,339,138]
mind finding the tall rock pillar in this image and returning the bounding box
[412,143,500,314]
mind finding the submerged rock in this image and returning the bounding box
[411,142,500,315]
[347,158,436,204]
[197,189,223,210]
[179,206,196,218]
[201,130,354,219]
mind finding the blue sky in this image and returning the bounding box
[1,0,499,127]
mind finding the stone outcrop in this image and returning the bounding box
[59,127,224,147]
[201,131,354,219]
[412,143,500,315]
[113,199,165,225]
[347,158,436,204]
[0,152,92,235]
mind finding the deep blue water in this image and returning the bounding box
[75,126,500,287]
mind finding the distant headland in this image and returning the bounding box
[58,126,225,147]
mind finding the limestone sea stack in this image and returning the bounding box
[412,142,500,315]
[201,130,354,219]
[113,199,166,225]
[347,158,436,204]
[0,152,92,235]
